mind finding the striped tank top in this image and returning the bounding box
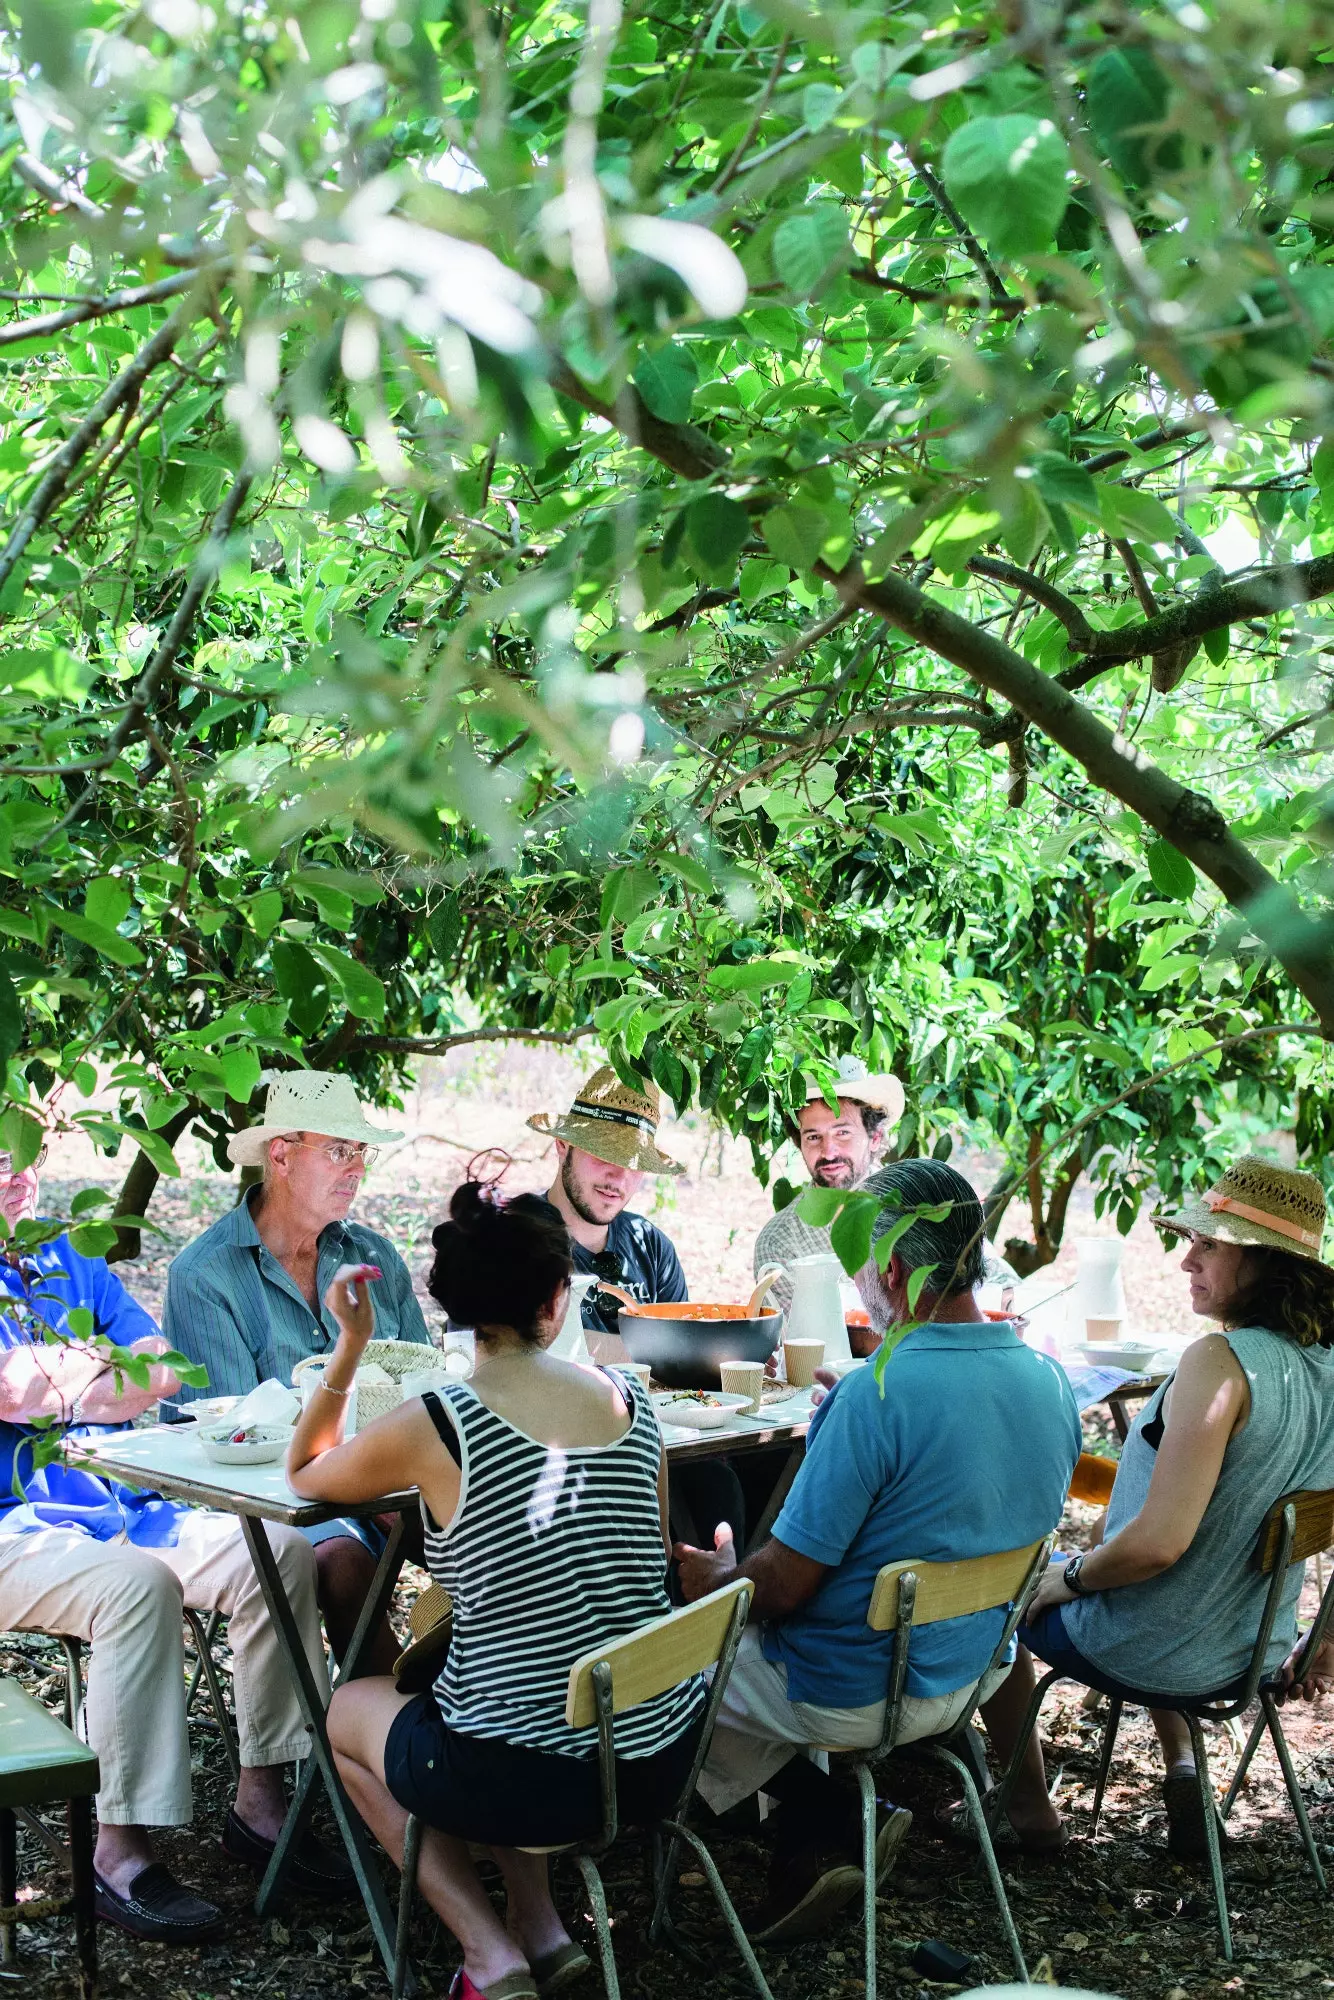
[422,1370,704,1759]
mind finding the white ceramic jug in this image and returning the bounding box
[550,1273,600,1361]
[783,1253,852,1363]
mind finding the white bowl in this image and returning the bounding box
[198,1424,294,1466]
[187,1395,241,1426]
[1073,1341,1161,1372]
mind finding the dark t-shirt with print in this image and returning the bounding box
[537,1200,688,1333]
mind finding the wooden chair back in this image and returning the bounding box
[1068,1452,1117,1507]
[565,1579,753,1730]
[868,1540,1047,1632]
[1256,1488,1334,1574]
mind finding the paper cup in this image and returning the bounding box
[1085,1316,1123,1344]
[783,1339,824,1388]
[719,1360,764,1413]
[619,1362,652,1393]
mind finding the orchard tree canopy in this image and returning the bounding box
[1,0,1333,1265]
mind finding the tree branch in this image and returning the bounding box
[0,267,225,349]
[1070,552,1334,662]
[966,556,1095,645]
[347,1024,600,1057]
[0,308,191,595]
[823,558,1334,1033]
[547,356,724,480]
[914,159,1016,315]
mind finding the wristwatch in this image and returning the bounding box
[1063,1553,1092,1597]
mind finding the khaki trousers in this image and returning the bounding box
[699,1626,1011,1815]
[0,1511,330,1826]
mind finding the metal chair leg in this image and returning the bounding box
[182,1609,239,1779]
[576,1854,621,2000]
[68,1794,97,2000]
[1221,1707,1265,1819]
[0,1807,15,1968]
[856,1760,877,2000]
[1089,1696,1124,1836]
[1185,1716,1231,1963]
[655,1822,774,2000]
[57,1638,84,1740]
[392,1815,422,2000]
[1259,1690,1329,1894]
[932,1746,1028,1983]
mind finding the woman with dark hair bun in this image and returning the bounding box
[286,1174,704,2000]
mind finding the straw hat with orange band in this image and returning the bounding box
[1154,1156,1331,1267]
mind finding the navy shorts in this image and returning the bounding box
[1020,1601,1248,1706]
[383,1692,704,1847]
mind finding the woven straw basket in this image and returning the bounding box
[292,1339,438,1425]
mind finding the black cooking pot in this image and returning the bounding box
[616,1303,783,1390]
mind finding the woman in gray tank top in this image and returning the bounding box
[980,1158,1334,1861]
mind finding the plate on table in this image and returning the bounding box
[183,1395,240,1426]
[652,1390,751,1431]
[1074,1341,1161,1372]
[197,1424,294,1466]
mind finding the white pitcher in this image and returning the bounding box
[783,1253,852,1364]
[550,1273,600,1361]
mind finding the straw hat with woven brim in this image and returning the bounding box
[527,1066,683,1176]
[800,1055,905,1123]
[1155,1156,1331,1266]
[228,1071,403,1168]
[393,1582,453,1686]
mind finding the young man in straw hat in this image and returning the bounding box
[0,1145,344,1943]
[165,1071,431,1671]
[527,1066,688,1339]
[752,1057,904,1324]
[981,1155,1334,1859]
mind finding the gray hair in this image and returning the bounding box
[862,1158,986,1297]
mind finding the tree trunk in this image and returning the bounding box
[106,1102,199,1263]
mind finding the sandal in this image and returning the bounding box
[934,1799,1068,1855]
[532,1941,592,1994]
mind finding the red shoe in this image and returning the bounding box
[448,1970,539,2000]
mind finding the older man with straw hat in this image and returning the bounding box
[165,1071,431,1674]
[528,1066,688,1342]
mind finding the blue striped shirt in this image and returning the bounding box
[163,1189,430,1401]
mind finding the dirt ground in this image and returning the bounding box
[6,1047,1332,1998]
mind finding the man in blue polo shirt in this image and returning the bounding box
[676,1159,1080,1945]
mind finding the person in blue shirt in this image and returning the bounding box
[0,1147,345,1945]
[676,1159,1081,1947]
[165,1070,431,1671]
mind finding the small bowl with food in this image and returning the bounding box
[198,1423,294,1466]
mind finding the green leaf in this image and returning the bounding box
[784,969,814,1015]
[601,866,659,928]
[308,943,387,1023]
[736,1022,773,1087]
[1203,626,1230,666]
[940,116,1071,256]
[1033,454,1100,525]
[0,1109,43,1171]
[1086,47,1178,186]
[633,344,698,425]
[772,205,850,296]
[739,558,788,607]
[69,1221,118,1258]
[772,1176,800,1213]
[1104,484,1180,546]
[802,82,841,131]
[686,493,751,580]
[270,938,331,1038]
[829,1191,880,1277]
[428,894,464,965]
[761,503,829,572]
[85,878,132,931]
[1146,838,1197,901]
[796,1185,848,1228]
[650,1042,688,1114]
[219,1045,262,1103]
[248,889,284,937]
[656,851,715,897]
[0,964,22,1065]
[51,914,145,967]
[905,1263,938,1312]
[708,958,801,992]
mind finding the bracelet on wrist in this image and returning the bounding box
[318,1377,353,1398]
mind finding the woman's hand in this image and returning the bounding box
[1274,1634,1334,1705]
[323,1263,380,1347]
[1027,1558,1076,1617]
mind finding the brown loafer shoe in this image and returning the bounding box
[94,1862,225,1944]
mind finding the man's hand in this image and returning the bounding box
[672,1522,738,1603]
[1027,1557,1076,1618]
[1274,1634,1334,1705]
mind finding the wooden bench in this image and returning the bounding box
[0,1677,99,1997]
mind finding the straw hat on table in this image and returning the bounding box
[527,1066,683,1176]
[1154,1156,1331,1266]
[227,1071,403,1168]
